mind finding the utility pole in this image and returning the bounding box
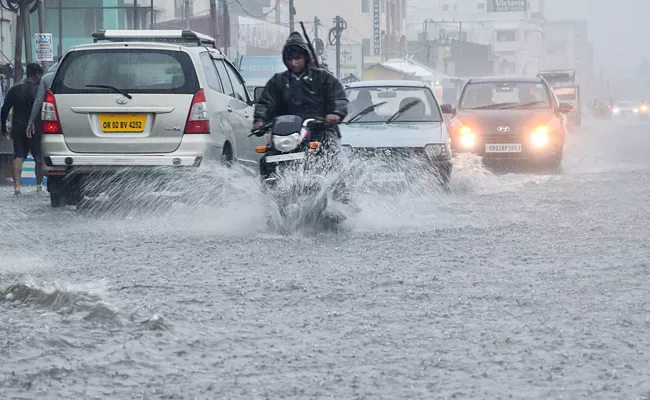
[57,0,63,59]
[185,0,191,29]
[150,0,155,28]
[209,0,218,40]
[133,0,138,29]
[314,16,320,40]
[22,1,32,63]
[222,0,230,56]
[423,18,433,66]
[331,16,345,79]
[13,5,23,82]
[289,0,294,32]
[37,0,46,69]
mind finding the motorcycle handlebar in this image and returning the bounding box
[249,117,333,137]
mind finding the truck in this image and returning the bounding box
[538,69,581,128]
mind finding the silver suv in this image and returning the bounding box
[42,29,265,207]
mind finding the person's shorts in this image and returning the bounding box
[11,124,42,161]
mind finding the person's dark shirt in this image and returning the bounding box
[1,80,39,134]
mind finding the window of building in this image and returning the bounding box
[453,3,458,10]
[361,0,370,13]
[441,4,449,11]
[496,30,516,42]
[478,2,485,9]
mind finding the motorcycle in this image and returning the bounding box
[250,115,338,226]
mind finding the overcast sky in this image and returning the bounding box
[545,0,648,76]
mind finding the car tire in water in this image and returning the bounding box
[47,177,66,208]
[221,143,233,168]
[547,148,563,171]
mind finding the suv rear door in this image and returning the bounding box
[50,46,200,154]
[211,57,259,167]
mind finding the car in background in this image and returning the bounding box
[42,29,266,207]
[612,100,639,118]
[443,76,572,169]
[539,70,581,129]
[592,98,613,118]
[341,80,452,187]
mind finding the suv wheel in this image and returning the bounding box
[47,176,84,207]
[48,177,67,208]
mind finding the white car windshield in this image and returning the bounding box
[459,81,551,110]
[344,86,443,123]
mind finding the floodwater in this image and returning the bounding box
[1,117,649,399]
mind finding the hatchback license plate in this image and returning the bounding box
[99,114,146,132]
[485,143,522,153]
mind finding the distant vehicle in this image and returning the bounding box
[42,29,264,207]
[612,100,639,118]
[592,98,613,118]
[637,100,649,119]
[443,76,572,170]
[341,80,452,187]
[538,69,581,128]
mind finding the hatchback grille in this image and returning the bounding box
[482,133,525,143]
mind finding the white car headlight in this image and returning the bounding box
[612,108,620,113]
[272,133,300,152]
[424,144,444,158]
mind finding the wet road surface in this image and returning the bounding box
[1,117,649,399]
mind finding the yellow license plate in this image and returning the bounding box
[99,114,146,132]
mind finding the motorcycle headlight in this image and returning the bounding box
[272,133,301,152]
[424,144,445,158]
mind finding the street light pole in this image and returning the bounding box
[289,0,294,33]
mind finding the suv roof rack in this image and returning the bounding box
[537,69,576,84]
[91,29,221,50]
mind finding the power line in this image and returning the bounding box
[229,0,281,19]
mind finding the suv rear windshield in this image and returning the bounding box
[51,49,200,95]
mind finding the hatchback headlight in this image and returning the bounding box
[424,144,444,158]
[272,133,300,152]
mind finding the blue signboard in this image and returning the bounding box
[239,56,285,80]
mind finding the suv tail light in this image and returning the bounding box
[184,89,209,134]
[42,90,62,134]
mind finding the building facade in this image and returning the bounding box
[291,0,407,64]
[407,0,546,76]
[544,20,593,80]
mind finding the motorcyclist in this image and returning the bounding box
[253,31,351,202]
[253,32,348,141]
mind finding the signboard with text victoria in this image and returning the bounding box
[489,0,527,12]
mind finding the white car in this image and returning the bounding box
[341,80,453,186]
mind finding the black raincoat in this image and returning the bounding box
[253,32,349,129]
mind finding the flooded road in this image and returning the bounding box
[1,117,649,399]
